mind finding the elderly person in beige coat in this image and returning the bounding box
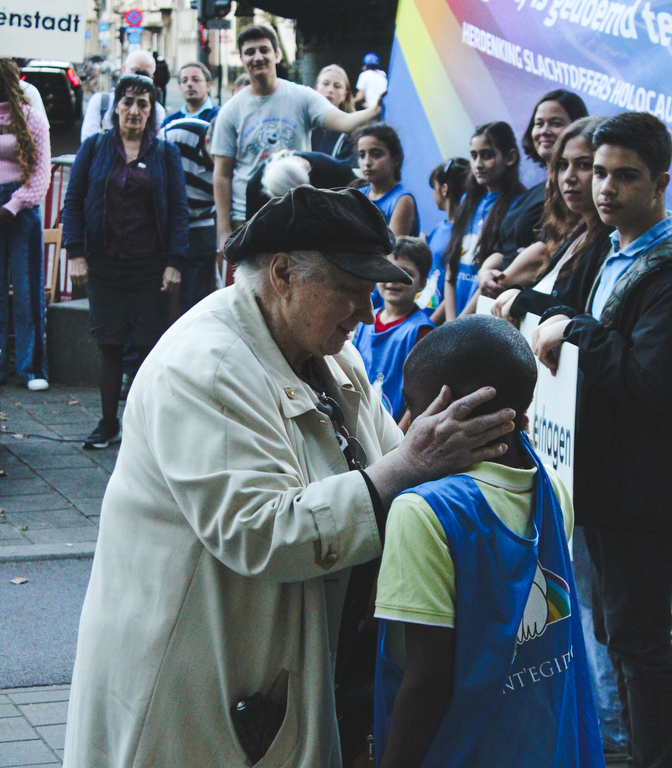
[62,187,515,768]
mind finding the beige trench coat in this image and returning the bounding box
[63,282,403,768]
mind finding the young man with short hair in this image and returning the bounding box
[162,62,219,127]
[374,316,603,767]
[211,24,384,245]
[533,111,672,768]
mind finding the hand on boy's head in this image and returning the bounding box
[531,316,571,375]
[399,385,516,482]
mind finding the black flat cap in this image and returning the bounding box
[223,186,413,285]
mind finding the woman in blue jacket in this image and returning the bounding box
[63,73,189,449]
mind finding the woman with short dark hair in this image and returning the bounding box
[63,73,189,448]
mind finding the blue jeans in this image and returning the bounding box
[0,183,47,383]
[179,224,216,316]
[585,526,672,768]
[573,526,628,753]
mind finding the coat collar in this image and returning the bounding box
[227,283,361,424]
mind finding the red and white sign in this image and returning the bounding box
[124,8,143,27]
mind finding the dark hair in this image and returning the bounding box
[592,111,672,179]
[237,24,279,53]
[355,122,403,181]
[393,236,432,280]
[112,74,157,131]
[403,315,537,430]
[445,122,525,282]
[542,116,610,274]
[179,61,212,83]
[522,90,589,166]
[429,157,470,211]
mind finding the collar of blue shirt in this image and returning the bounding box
[608,213,672,259]
[180,96,214,119]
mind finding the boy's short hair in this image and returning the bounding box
[592,112,672,179]
[393,236,432,281]
[403,315,537,429]
[237,24,279,53]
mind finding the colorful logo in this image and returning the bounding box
[517,562,571,644]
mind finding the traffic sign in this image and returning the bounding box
[98,21,109,32]
[125,8,143,27]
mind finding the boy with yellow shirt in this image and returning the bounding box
[373,315,604,768]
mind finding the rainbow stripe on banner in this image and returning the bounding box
[384,0,672,231]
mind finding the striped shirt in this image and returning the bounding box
[159,117,214,229]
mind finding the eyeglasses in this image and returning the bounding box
[316,393,368,471]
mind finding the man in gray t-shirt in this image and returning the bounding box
[211,24,384,247]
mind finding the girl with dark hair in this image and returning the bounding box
[420,158,470,319]
[0,58,51,390]
[492,116,612,322]
[479,89,588,297]
[442,121,525,320]
[357,122,419,237]
[63,73,189,449]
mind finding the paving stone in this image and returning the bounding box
[4,509,90,531]
[5,689,69,703]
[0,717,38,741]
[40,424,90,439]
[23,526,98,546]
[17,702,68,727]
[0,525,28,543]
[0,479,53,497]
[0,739,57,767]
[0,496,71,514]
[68,500,102,518]
[18,454,93,471]
[33,725,65,752]
[36,469,110,498]
[0,705,16,718]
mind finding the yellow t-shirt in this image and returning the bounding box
[374,462,573,670]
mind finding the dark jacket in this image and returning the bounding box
[62,129,189,269]
[497,182,546,270]
[509,227,612,319]
[562,235,672,532]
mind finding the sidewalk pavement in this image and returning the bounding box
[0,686,69,767]
[0,383,119,563]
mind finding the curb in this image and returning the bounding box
[0,542,95,563]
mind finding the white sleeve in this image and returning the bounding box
[154,102,166,131]
[304,86,336,130]
[210,104,237,158]
[81,93,103,141]
[356,71,367,90]
[20,82,47,122]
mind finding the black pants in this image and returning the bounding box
[585,526,672,768]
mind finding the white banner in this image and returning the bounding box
[476,296,578,498]
[0,0,87,62]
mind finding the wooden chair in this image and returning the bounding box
[43,224,63,305]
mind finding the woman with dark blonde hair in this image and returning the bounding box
[0,58,51,390]
[311,64,357,166]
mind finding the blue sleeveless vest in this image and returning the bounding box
[361,183,420,236]
[375,433,604,768]
[353,309,434,422]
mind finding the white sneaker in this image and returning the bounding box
[27,379,49,391]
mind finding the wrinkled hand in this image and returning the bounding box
[531,315,571,375]
[0,208,18,229]
[69,256,89,289]
[491,288,521,323]
[161,266,181,293]
[479,268,507,298]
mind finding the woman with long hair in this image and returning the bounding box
[442,121,524,320]
[479,90,588,297]
[0,58,51,390]
[357,122,419,237]
[311,65,357,166]
[63,74,189,449]
[491,116,612,322]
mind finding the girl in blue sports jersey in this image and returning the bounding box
[443,122,525,320]
[357,123,419,237]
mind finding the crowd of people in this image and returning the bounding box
[1,15,670,768]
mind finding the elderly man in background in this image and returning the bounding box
[80,50,166,141]
[62,187,515,768]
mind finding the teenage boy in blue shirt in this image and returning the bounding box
[374,316,603,768]
[533,111,672,768]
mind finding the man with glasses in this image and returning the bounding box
[63,187,516,768]
[162,61,219,127]
[80,50,166,141]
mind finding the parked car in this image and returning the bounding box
[24,60,83,118]
[20,66,77,128]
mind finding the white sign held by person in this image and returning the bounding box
[476,296,578,499]
[0,0,87,62]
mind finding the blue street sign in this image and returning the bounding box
[98,21,109,32]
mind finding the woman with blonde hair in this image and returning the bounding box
[311,64,357,166]
[0,58,51,390]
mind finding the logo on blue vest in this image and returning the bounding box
[517,562,571,644]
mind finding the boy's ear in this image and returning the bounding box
[655,171,670,196]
